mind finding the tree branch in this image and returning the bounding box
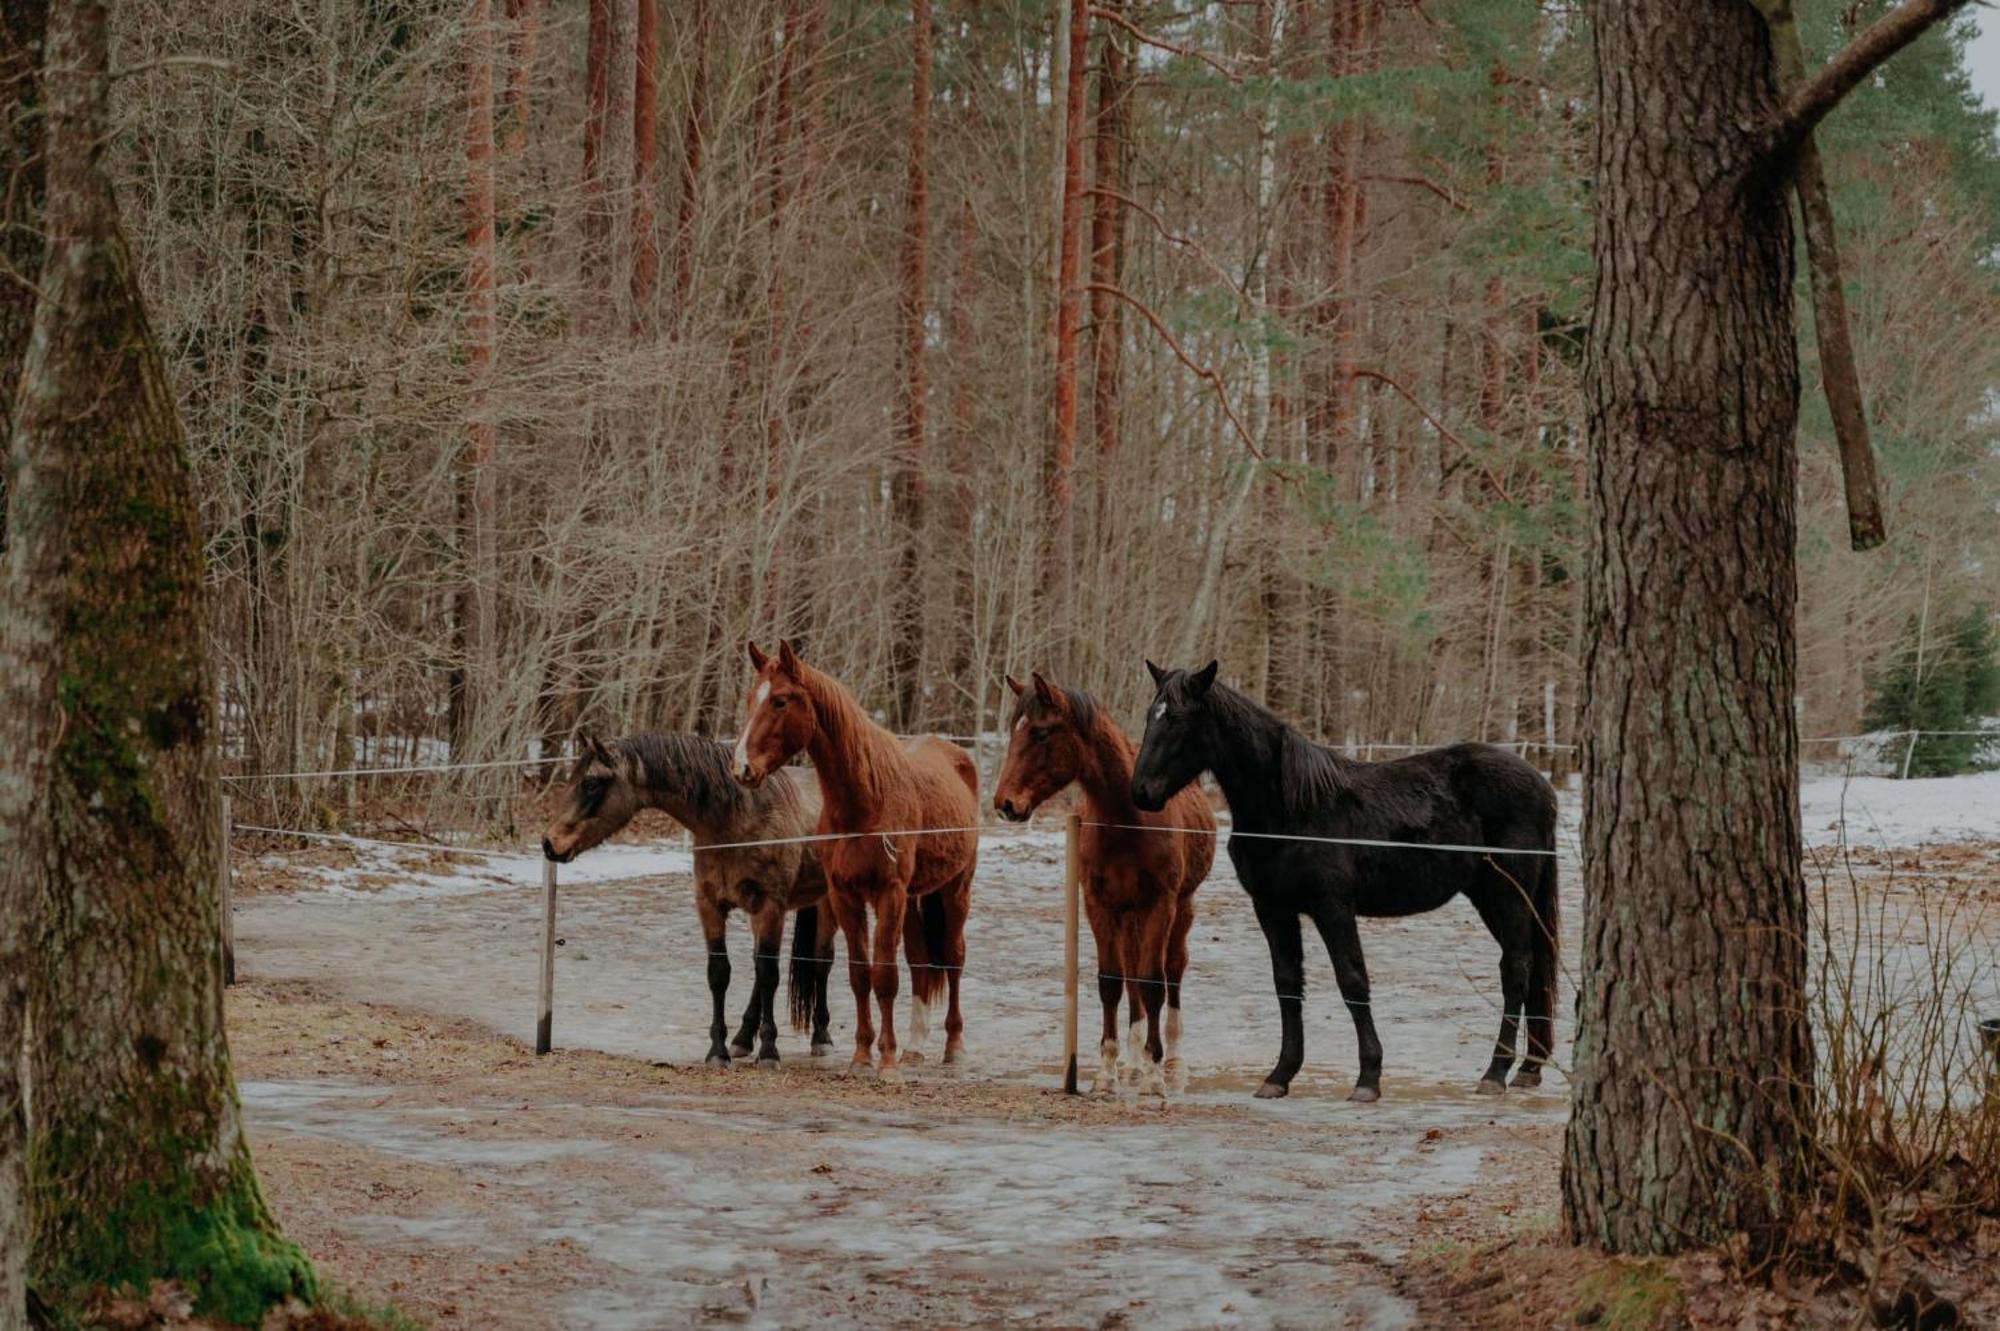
[1088,186,1252,304]
[1349,367,1517,504]
[1764,0,1973,157]
[1086,6,1242,82]
[1087,282,1265,460]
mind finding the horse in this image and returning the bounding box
[731,640,978,1081]
[541,732,838,1065]
[1130,661,1560,1103]
[993,672,1215,1096]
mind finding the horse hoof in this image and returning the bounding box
[756,1054,780,1069]
[729,1043,754,1060]
[942,1043,966,1066]
[1347,1085,1381,1103]
[705,1052,730,1068]
[877,1062,903,1085]
[1510,1069,1542,1089]
[1163,1058,1187,1093]
[1253,1081,1288,1100]
[1475,1077,1506,1096]
[811,1042,837,1058]
[900,1048,927,1066]
[1091,1080,1117,1097]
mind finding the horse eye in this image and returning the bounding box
[769,697,788,711]
[1030,727,1050,744]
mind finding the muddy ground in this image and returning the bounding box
[226,819,2000,1329]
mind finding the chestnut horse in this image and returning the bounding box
[731,640,978,1080]
[993,673,1215,1095]
[542,733,838,1064]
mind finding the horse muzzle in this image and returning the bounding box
[994,796,1030,823]
[541,836,575,864]
[1130,779,1168,814]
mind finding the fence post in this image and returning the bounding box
[219,794,236,986]
[1900,729,1920,782]
[1063,811,1081,1095]
[537,858,558,1055]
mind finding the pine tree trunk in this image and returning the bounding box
[1561,0,1813,1252]
[890,0,931,730]
[11,1,312,1319]
[1087,0,1128,562]
[0,7,49,1319]
[630,0,660,329]
[1043,0,1088,613]
[601,0,637,330]
[669,0,711,324]
[458,0,500,767]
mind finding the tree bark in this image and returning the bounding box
[0,6,48,1320]
[891,0,932,730]
[501,0,540,156]
[1087,0,1130,566]
[601,0,637,330]
[11,0,313,1318]
[1563,0,1814,1253]
[630,0,659,329]
[1043,0,1088,610]
[457,0,500,767]
[669,0,712,324]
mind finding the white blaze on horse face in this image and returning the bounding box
[1151,701,1166,721]
[732,682,770,777]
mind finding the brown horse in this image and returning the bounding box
[542,733,838,1065]
[732,640,978,1081]
[993,673,1215,1095]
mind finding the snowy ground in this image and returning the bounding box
[228,768,2000,1330]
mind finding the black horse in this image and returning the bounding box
[1130,661,1560,1102]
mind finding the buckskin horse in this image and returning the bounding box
[731,641,978,1080]
[993,672,1215,1096]
[542,732,838,1065]
[1131,661,1560,1102]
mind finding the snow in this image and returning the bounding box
[1800,769,2000,848]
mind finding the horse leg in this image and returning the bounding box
[1133,903,1174,1098]
[831,889,875,1072]
[1123,953,1147,1089]
[939,872,971,1064]
[898,897,931,1065]
[1085,894,1121,1093]
[729,907,762,1056]
[1468,887,1533,1094]
[1163,890,1197,1092]
[1308,903,1383,1102]
[750,906,785,1065]
[1248,894,1306,1099]
[699,893,733,1066]
[811,901,838,1056]
[870,889,907,1082]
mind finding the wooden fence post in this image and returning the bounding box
[537,857,558,1054]
[220,794,236,986]
[1063,810,1081,1094]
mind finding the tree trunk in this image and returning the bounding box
[890,0,932,730]
[630,0,660,329]
[0,5,49,1319]
[501,0,540,156]
[601,0,637,330]
[12,0,313,1318]
[458,0,500,766]
[670,0,712,324]
[1562,0,1813,1253]
[1043,0,1088,612]
[1087,0,1129,561]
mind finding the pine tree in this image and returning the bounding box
[1864,604,2000,776]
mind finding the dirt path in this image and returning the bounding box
[232,981,1559,1330]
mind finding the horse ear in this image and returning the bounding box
[1031,671,1062,709]
[1145,659,1166,688]
[1190,660,1219,697]
[1004,674,1026,698]
[777,638,801,673]
[746,641,769,670]
[583,734,610,763]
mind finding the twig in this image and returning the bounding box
[1361,173,1470,212]
[1088,186,1252,304]
[1347,367,1517,504]
[1087,282,1265,460]
[1087,6,1243,83]
[108,54,238,80]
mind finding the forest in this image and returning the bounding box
[4,1,2000,1329]
[95,0,2000,784]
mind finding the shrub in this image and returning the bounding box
[1861,604,2000,777]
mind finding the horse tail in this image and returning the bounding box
[1526,852,1560,1064]
[788,904,820,1033]
[909,891,950,1006]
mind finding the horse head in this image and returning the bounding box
[543,734,643,862]
[1131,659,1218,812]
[993,671,1089,822]
[733,639,817,786]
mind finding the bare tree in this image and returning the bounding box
[891,0,931,729]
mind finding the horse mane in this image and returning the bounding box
[1012,682,1137,773]
[1205,681,1352,815]
[794,661,909,813]
[614,732,754,822]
